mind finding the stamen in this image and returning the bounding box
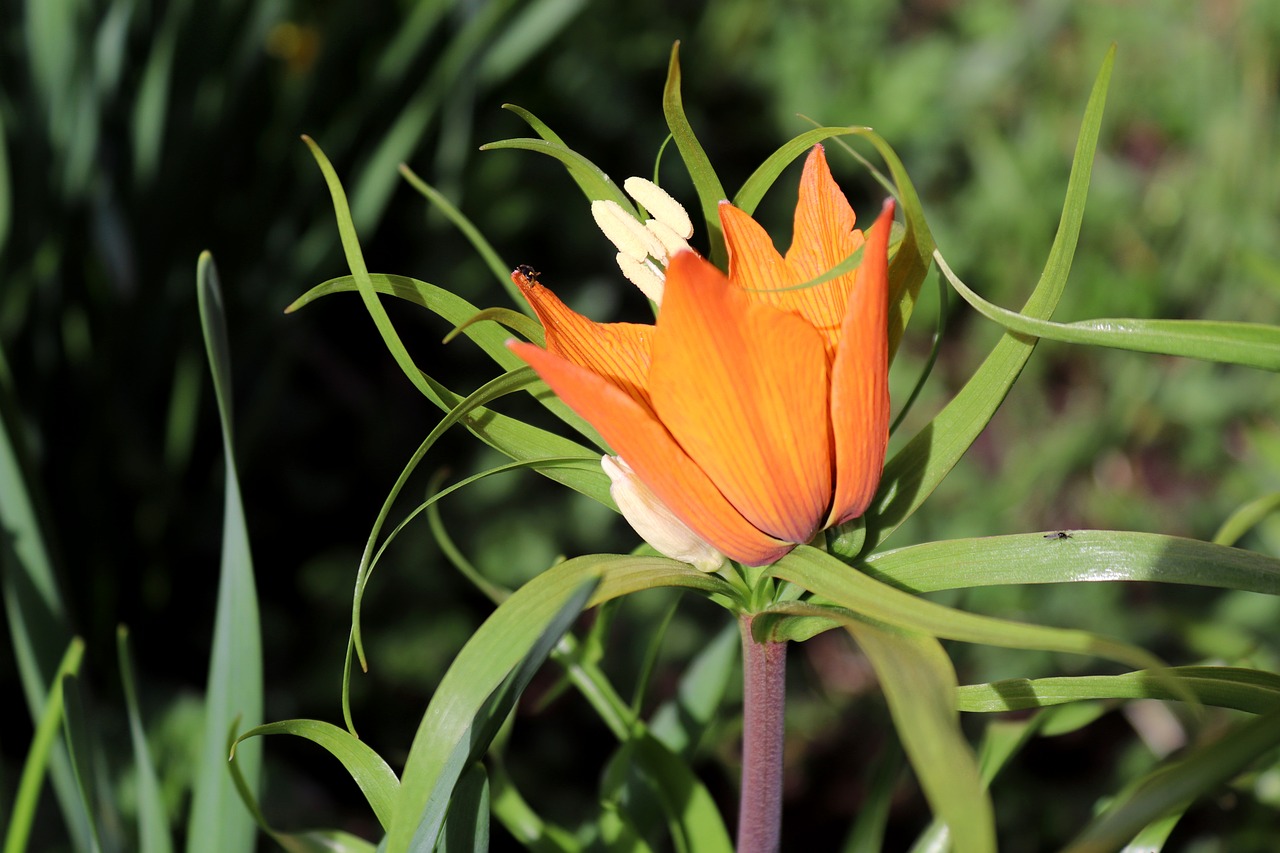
[624,177,693,238]
[615,253,665,304]
[592,199,666,262]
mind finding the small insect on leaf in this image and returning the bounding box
[516,264,541,283]
[1043,531,1073,540]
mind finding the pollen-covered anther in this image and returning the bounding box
[623,177,693,239]
[614,253,665,304]
[644,218,691,260]
[592,199,666,262]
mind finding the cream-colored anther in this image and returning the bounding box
[602,455,726,573]
[644,218,691,260]
[591,199,666,262]
[623,177,693,238]
[615,253,665,304]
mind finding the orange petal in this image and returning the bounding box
[648,252,832,545]
[720,146,867,354]
[514,269,654,410]
[827,199,894,526]
[509,340,792,565]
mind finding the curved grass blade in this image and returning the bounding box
[443,307,544,347]
[292,273,602,452]
[763,603,994,853]
[498,103,568,147]
[0,341,89,849]
[2,638,84,853]
[225,722,376,853]
[385,555,735,852]
[117,627,173,853]
[1062,705,1280,853]
[852,46,1115,557]
[1213,491,1280,546]
[939,249,1280,371]
[399,578,599,852]
[190,252,262,853]
[861,530,1280,596]
[231,719,399,830]
[479,137,634,213]
[957,666,1280,715]
[771,545,1162,674]
[348,0,517,234]
[662,42,728,269]
[396,165,524,310]
[489,761,577,852]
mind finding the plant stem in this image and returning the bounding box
[737,613,787,853]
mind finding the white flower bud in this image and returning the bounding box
[602,455,726,573]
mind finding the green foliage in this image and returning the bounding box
[8,2,1280,851]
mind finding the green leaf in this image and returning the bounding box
[225,719,377,853]
[0,341,89,849]
[3,638,84,853]
[765,604,994,853]
[648,622,738,758]
[1063,705,1280,853]
[58,674,105,851]
[601,732,734,853]
[957,666,1280,715]
[488,761,578,853]
[1213,492,1280,546]
[189,252,262,853]
[861,530,1280,596]
[440,764,490,853]
[385,555,734,853]
[662,42,728,269]
[770,545,1162,673]
[117,628,173,853]
[479,137,634,213]
[938,249,1280,371]
[852,46,1115,556]
[231,719,399,830]
[395,165,524,309]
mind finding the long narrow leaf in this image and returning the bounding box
[2,638,84,853]
[189,252,262,853]
[957,666,1280,715]
[771,545,1162,673]
[763,604,994,853]
[1063,705,1280,853]
[861,530,1280,596]
[938,249,1280,371]
[117,627,173,853]
[385,556,734,852]
[852,46,1115,556]
[478,137,634,213]
[662,42,728,268]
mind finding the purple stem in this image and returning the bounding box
[737,613,787,853]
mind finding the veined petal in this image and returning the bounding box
[649,252,832,545]
[721,146,867,354]
[509,340,791,565]
[514,269,654,410]
[827,199,895,527]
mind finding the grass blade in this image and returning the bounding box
[188,252,262,853]
[662,42,728,268]
[117,627,173,853]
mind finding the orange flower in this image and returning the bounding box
[510,146,894,567]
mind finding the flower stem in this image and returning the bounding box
[737,613,787,853]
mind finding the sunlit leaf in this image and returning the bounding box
[662,42,728,269]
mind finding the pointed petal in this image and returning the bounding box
[720,146,867,353]
[514,270,654,409]
[828,199,895,526]
[649,252,832,545]
[509,340,791,565]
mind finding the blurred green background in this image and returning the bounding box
[3,0,1280,849]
